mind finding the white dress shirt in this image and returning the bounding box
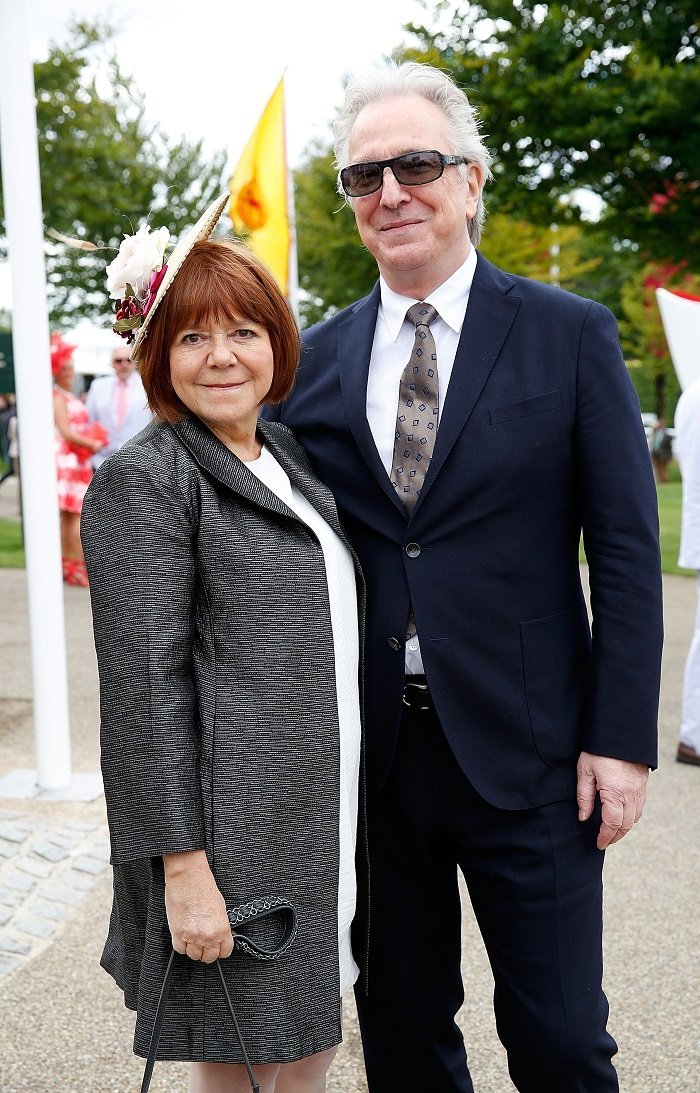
[86,371,152,468]
[366,248,477,673]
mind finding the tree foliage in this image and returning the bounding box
[619,262,700,417]
[480,216,601,286]
[0,20,226,326]
[293,145,377,327]
[400,1,700,262]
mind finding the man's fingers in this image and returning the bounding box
[597,789,640,849]
[577,752,650,848]
[576,765,597,821]
[596,794,624,849]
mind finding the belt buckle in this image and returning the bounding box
[403,678,431,711]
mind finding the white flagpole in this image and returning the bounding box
[0,0,72,791]
[283,72,300,324]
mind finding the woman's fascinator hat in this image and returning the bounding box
[104,192,231,361]
[49,332,76,375]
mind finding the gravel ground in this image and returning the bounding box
[0,473,697,1091]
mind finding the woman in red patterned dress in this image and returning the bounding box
[51,333,106,586]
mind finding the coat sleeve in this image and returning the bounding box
[81,447,207,863]
[575,301,663,767]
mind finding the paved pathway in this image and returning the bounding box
[0,809,109,977]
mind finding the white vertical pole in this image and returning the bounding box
[0,1,72,788]
[549,222,560,288]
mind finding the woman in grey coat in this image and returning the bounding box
[81,194,366,1093]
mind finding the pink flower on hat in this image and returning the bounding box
[142,264,169,319]
[106,224,170,302]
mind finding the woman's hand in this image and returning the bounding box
[163,849,234,963]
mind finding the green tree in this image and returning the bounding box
[293,145,377,327]
[0,20,226,326]
[401,1,700,262]
[480,216,601,286]
[619,262,700,417]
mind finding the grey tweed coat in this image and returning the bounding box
[81,414,367,1065]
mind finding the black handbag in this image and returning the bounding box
[141,897,297,1093]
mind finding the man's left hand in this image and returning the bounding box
[576,751,650,850]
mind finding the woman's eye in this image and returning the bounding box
[232,328,256,339]
[182,332,202,345]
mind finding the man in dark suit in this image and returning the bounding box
[265,61,663,1092]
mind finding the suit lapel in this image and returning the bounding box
[413,255,521,513]
[337,284,407,516]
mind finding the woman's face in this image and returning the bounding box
[54,362,75,390]
[169,315,275,445]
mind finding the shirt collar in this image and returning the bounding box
[378,246,478,342]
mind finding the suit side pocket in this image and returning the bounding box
[519,600,591,766]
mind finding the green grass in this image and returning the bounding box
[656,479,687,576]
[579,460,693,577]
[0,464,694,575]
[0,517,25,568]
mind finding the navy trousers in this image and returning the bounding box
[354,693,619,1092]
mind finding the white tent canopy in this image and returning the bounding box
[70,321,124,377]
[656,287,700,392]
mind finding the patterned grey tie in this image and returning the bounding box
[390,303,439,511]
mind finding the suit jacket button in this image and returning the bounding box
[387,636,403,651]
[405,542,421,558]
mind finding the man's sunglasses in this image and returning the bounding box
[339,149,466,198]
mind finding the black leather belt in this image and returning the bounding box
[403,675,433,710]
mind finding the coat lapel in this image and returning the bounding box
[257,419,349,544]
[413,255,521,514]
[172,415,355,557]
[337,284,407,516]
[173,415,300,525]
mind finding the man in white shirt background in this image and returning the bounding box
[85,344,151,469]
[675,376,700,765]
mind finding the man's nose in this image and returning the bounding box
[379,167,410,208]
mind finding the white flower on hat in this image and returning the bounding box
[105,224,170,301]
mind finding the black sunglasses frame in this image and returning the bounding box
[340,149,466,198]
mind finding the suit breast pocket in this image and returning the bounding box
[489,389,562,425]
[519,600,591,767]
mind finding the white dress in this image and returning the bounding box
[245,444,361,994]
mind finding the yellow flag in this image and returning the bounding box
[229,77,290,294]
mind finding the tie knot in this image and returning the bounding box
[406,302,438,329]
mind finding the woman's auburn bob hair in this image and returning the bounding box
[137,239,301,424]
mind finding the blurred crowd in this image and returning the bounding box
[0,332,151,586]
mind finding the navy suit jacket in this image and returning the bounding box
[265,254,663,808]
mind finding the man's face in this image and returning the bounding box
[347,94,482,293]
[112,351,134,381]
